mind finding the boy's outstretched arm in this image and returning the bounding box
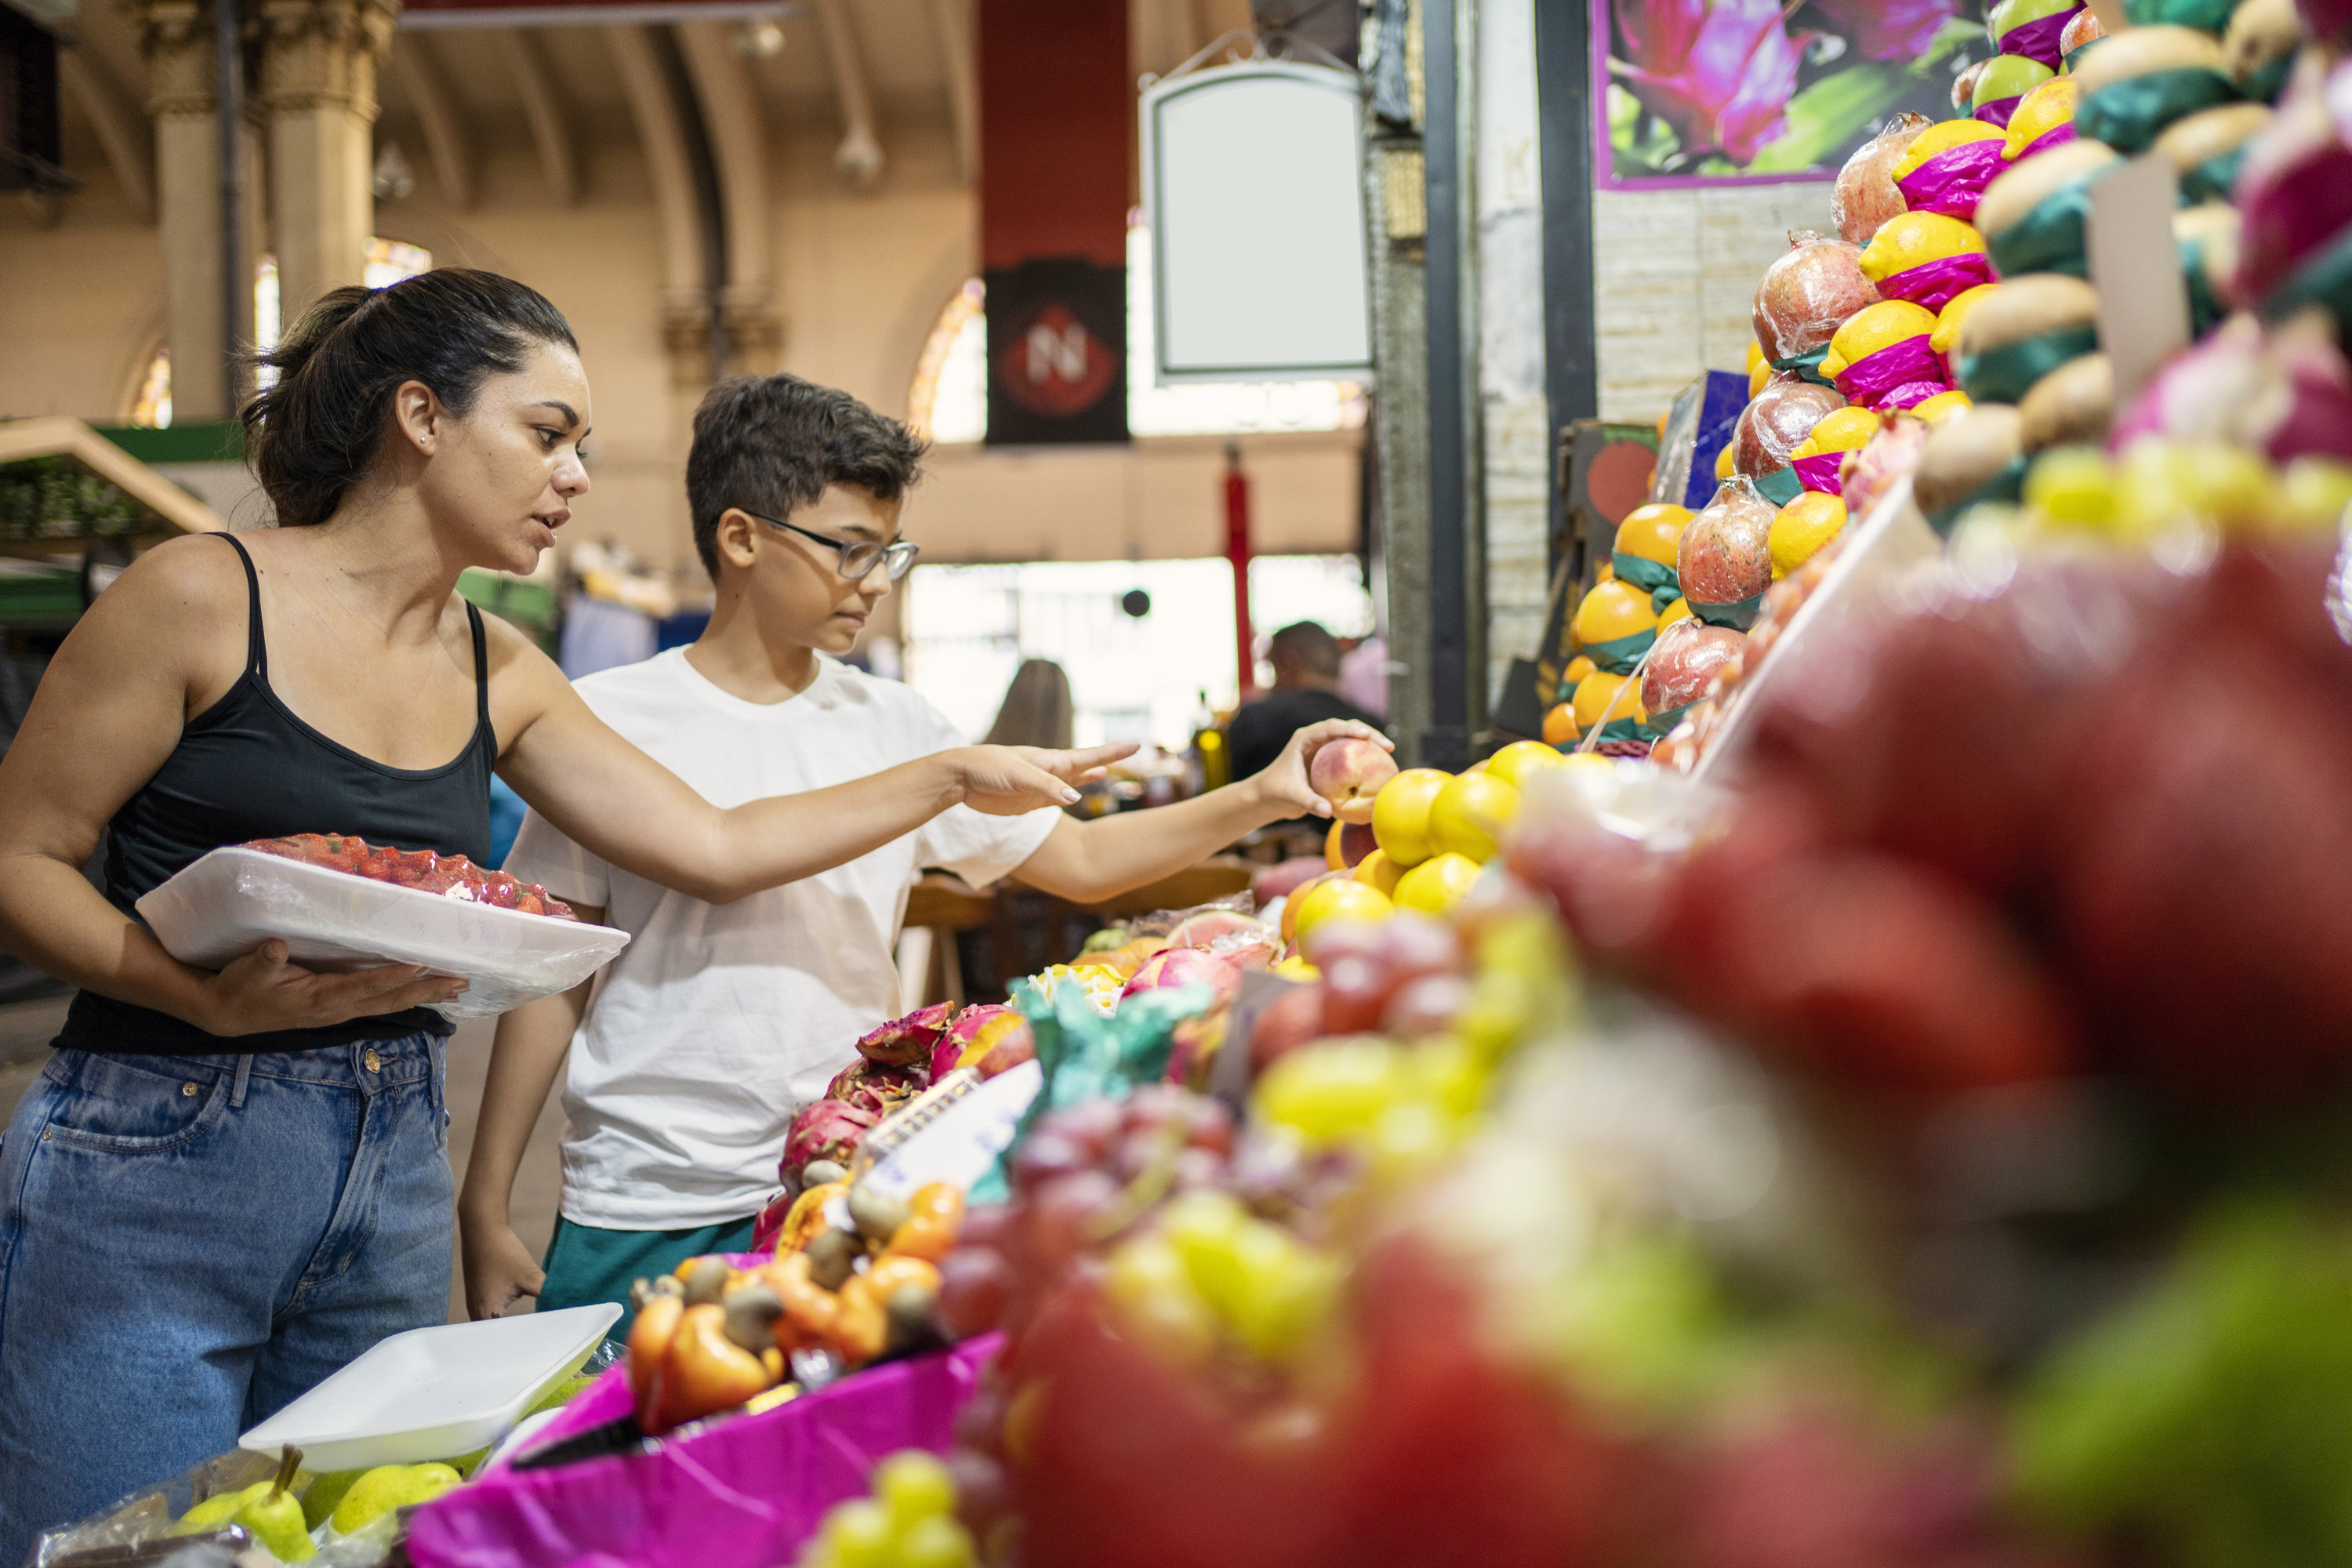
[459,935,601,1321]
[1011,720,1389,905]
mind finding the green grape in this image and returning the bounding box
[823,1499,895,1568]
[1367,1099,1454,1179]
[1254,1039,1403,1145]
[874,1450,955,1531]
[1105,1234,1218,1365]
[1412,1035,1489,1120]
[895,1515,978,1568]
[1225,1229,1341,1365]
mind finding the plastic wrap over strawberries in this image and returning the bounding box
[1510,535,2352,1112]
[246,834,578,919]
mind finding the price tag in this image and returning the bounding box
[2087,154,2189,408]
[858,1058,1044,1200]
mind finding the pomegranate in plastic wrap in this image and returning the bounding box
[1677,477,1778,627]
[1642,621,1747,721]
[1753,231,1882,361]
[1833,112,1930,243]
[1732,377,1849,477]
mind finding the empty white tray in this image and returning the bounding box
[241,1304,622,1472]
[139,847,631,1019]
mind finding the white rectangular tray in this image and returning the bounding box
[240,1304,622,1472]
[138,847,630,1019]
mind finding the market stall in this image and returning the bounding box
[19,0,2352,1562]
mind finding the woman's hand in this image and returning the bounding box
[1249,720,1393,819]
[461,1210,547,1321]
[951,743,1138,815]
[192,940,466,1036]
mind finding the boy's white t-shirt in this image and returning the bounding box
[501,647,1060,1230]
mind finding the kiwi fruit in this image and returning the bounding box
[2020,354,2117,449]
[1915,404,2027,517]
[1957,274,2101,358]
[1977,140,2125,243]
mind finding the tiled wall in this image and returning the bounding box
[1592,180,1840,422]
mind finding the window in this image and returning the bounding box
[131,240,434,428]
[905,219,1368,445]
[902,554,1376,750]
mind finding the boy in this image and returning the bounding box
[459,374,1383,1323]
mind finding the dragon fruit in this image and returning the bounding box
[782,1098,878,1180]
[932,1004,1016,1080]
[826,1058,928,1119]
[1120,946,1243,1004]
[854,1000,956,1067]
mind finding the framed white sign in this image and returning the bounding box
[1141,60,1374,385]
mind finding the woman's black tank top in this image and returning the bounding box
[56,532,499,1056]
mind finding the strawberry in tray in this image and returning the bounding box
[243,833,579,920]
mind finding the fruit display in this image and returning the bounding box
[243,832,579,918]
[797,1450,978,1568]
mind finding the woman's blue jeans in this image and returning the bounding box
[0,1035,452,1564]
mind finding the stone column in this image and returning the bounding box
[260,0,397,325]
[132,0,230,421]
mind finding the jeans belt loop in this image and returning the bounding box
[230,1053,253,1109]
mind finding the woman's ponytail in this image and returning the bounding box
[241,268,577,529]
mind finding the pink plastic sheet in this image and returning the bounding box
[1873,252,1996,311]
[1792,452,1847,495]
[1994,9,2077,69]
[1894,138,2006,220]
[1835,335,1951,409]
[405,1331,1003,1568]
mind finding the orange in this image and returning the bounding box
[1571,670,1647,735]
[1541,702,1580,746]
[1292,877,1393,943]
[1427,771,1521,864]
[1614,503,1690,568]
[1562,653,1597,687]
[1715,441,1738,480]
[1657,597,1693,629]
[1572,579,1658,648]
[1393,852,1483,916]
[1370,767,1450,869]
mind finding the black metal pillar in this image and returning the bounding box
[1419,0,1471,771]
[1534,0,1600,572]
[217,0,243,414]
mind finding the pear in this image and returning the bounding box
[300,1470,363,1532]
[231,1446,314,1562]
[329,1461,462,1534]
[172,1479,270,1534]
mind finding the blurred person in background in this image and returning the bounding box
[983,658,1074,750]
[1338,633,1388,720]
[1227,621,1386,785]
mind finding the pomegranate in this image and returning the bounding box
[1832,112,1929,244]
[1643,622,1748,717]
[1678,478,1777,614]
[1753,231,1881,361]
[1732,377,1848,477]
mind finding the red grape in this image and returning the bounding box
[1303,917,1383,969]
[1383,974,1474,1039]
[958,1201,1017,1250]
[938,1246,1014,1338]
[1011,1132,1089,1192]
[1181,1095,1234,1155]
[1046,1096,1123,1156]
[1025,1170,1120,1272]
[1320,954,1396,1034]
[1374,910,1464,982]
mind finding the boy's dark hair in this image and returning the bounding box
[242,268,578,528]
[1269,620,1342,678]
[685,374,928,580]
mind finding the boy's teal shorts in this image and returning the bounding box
[539,1211,760,1341]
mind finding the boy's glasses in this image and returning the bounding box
[743,509,920,580]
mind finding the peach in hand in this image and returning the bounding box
[1308,736,1399,823]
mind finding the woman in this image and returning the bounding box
[0,270,1123,1556]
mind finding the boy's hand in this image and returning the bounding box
[953,743,1137,815]
[1249,720,1393,819]
[461,1211,547,1320]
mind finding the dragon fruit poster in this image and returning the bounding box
[1595,0,1991,187]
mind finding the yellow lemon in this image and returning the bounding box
[1571,670,1647,735]
[1932,284,2001,358]
[1270,954,1319,982]
[1370,767,1450,869]
[1910,388,1974,425]
[1788,406,1882,459]
[1595,558,1615,583]
[1715,441,1738,479]
[1352,848,1403,897]
[1292,877,1393,943]
[1485,739,1567,792]
[2003,76,2078,160]
[1571,579,1657,648]
[1614,503,1690,568]
[1745,339,1766,375]
[1893,117,2007,180]
[1427,772,1521,864]
[1820,301,1939,380]
[1859,212,1987,286]
[1393,852,1483,916]
[1769,492,1849,579]
[1562,653,1597,687]
[1657,597,1693,628]
[1750,358,1773,397]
